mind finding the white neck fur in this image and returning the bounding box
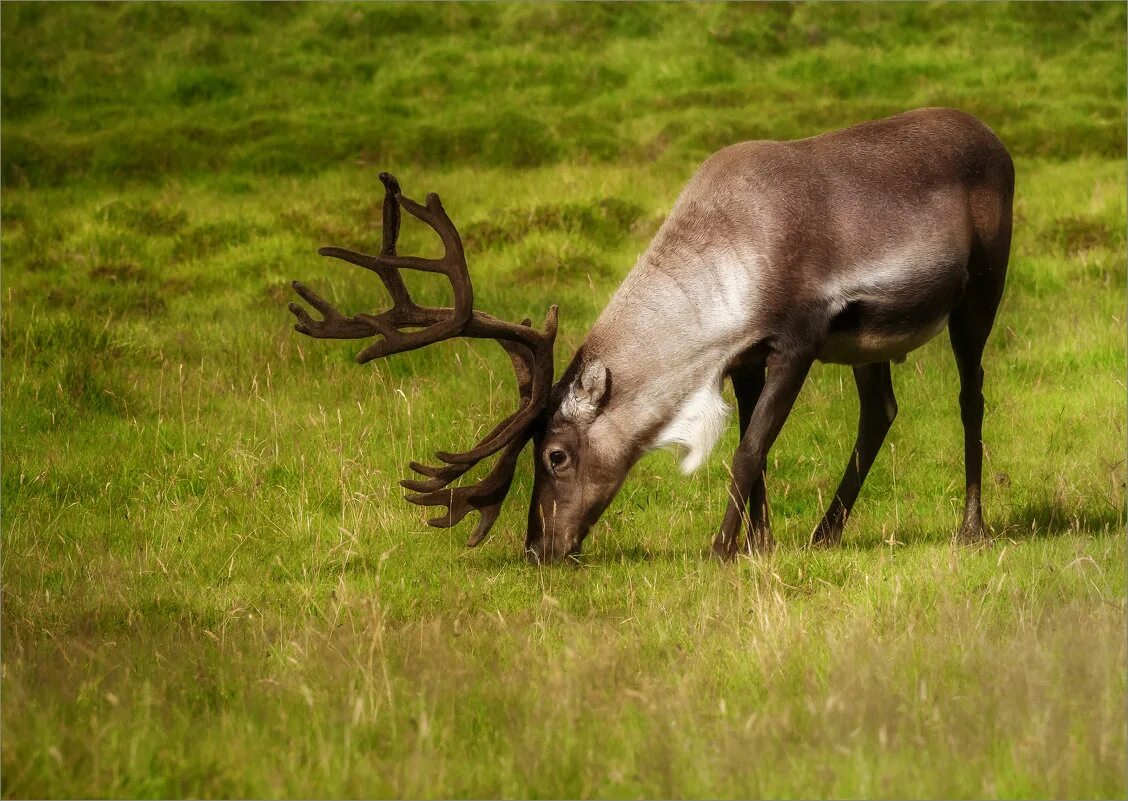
[650,380,731,473]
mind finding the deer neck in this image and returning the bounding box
[578,250,761,473]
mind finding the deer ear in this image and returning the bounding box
[560,360,611,423]
[578,360,610,406]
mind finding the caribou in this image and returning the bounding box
[290,107,1014,563]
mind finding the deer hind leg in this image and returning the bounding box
[811,361,897,547]
[949,235,1008,543]
[713,365,769,560]
[716,353,813,559]
[948,179,1011,544]
[948,303,996,543]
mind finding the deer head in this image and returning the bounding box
[291,173,598,561]
[520,354,641,562]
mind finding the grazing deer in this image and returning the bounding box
[291,107,1014,564]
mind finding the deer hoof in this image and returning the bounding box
[809,523,843,548]
[710,535,738,562]
[956,520,990,545]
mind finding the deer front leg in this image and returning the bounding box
[811,361,898,547]
[713,365,769,559]
[716,353,813,559]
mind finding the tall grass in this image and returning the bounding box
[2,3,1125,798]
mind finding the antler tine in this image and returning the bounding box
[327,171,412,305]
[369,171,411,307]
[377,173,402,254]
[402,435,528,548]
[288,281,381,339]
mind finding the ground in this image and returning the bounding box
[2,4,1125,798]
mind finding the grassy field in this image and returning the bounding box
[2,3,1125,798]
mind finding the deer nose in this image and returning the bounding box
[524,534,579,565]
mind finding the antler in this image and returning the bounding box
[289,173,558,546]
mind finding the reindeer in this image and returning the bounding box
[290,107,1014,564]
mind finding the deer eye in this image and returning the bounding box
[548,449,569,470]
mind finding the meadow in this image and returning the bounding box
[1,3,1125,798]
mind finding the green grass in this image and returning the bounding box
[2,3,1125,798]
